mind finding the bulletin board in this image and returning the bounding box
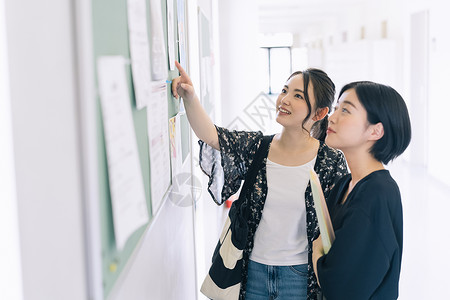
[91,0,189,296]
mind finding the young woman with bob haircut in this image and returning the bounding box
[312,81,412,300]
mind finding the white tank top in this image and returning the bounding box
[250,156,316,266]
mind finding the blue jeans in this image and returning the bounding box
[246,260,308,300]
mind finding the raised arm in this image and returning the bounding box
[172,61,219,150]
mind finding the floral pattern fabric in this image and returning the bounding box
[199,126,348,300]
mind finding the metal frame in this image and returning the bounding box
[71,0,103,298]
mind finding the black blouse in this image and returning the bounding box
[199,126,348,299]
[317,170,403,300]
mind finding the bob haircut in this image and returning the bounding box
[338,81,411,165]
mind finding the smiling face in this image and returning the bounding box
[325,88,378,153]
[275,74,316,131]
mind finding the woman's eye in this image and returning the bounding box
[342,108,349,113]
[295,94,304,99]
[281,88,287,93]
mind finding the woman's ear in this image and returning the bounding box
[313,107,329,121]
[369,122,384,141]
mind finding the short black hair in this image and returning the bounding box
[339,81,411,164]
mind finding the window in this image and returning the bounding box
[260,46,309,94]
[261,47,292,94]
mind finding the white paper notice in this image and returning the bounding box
[149,0,168,80]
[169,113,182,179]
[127,0,152,109]
[166,0,175,70]
[147,81,171,214]
[176,0,187,70]
[97,56,149,251]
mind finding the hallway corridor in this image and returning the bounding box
[389,159,450,299]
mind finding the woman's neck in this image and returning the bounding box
[345,149,384,184]
[277,127,317,152]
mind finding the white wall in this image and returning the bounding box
[324,40,399,97]
[394,0,450,184]
[108,173,197,300]
[218,0,261,127]
[4,0,88,299]
[427,1,450,185]
[0,0,23,298]
[305,0,403,94]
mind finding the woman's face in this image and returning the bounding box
[326,88,373,152]
[275,74,316,130]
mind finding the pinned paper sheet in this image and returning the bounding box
[166,0,176,70]
[97,56,149,250]
[127,0,152,109]
[176,0,187,70]
[147,81,171,214]
[149,0,168,80]
[310,168,335,254]
[169,113,182,179]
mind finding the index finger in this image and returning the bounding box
[175,61,187,77]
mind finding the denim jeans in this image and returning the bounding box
[246,260,308,300]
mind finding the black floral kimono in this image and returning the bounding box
[199,126,348,300]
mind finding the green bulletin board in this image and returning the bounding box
[92,0,188,296]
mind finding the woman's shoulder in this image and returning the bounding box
[316,142,348,173]
[357,170,400,195]
[318,141,344,159]
[351,170,402,213]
